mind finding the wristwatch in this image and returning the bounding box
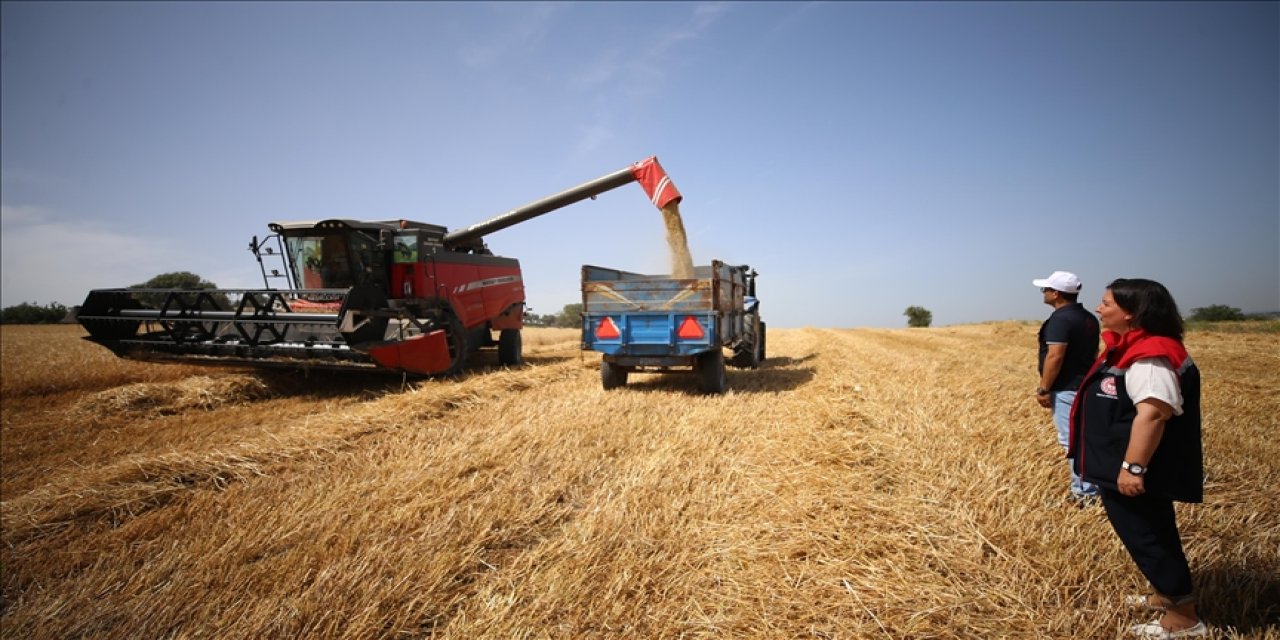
[1036,387,1049,396]
[1122,461,1148,476]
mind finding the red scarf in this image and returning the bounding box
[1068,328,1189,458]
[1100,328,1188,370]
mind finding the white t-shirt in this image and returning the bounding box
[1126,358,1184,415]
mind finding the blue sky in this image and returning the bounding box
[3,1,1276,328]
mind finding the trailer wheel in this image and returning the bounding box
[698,349,727,394]
[601,360,628,390]
[498,329,523,366]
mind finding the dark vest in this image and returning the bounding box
[1071,357,1203,503]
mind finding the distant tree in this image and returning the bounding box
[523,311,558,327]
[133,271,219,291]
[904,306,933,328]
[1188,304,1245,322]
[0,301,69,324]
[555,303,583,328]
[130,271,232,309]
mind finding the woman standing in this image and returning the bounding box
[1069,279,1206,639]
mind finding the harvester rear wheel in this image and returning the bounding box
[601,360,628,390]
[698,349,727,394]
[498,329,523,366]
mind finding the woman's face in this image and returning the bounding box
[1097,288,1133,333]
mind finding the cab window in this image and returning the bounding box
[287,234,352,289]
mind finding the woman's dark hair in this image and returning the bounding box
[1107,278,1184,339]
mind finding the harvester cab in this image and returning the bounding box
[255,220,386,292]
[257,218,444,295]
[79,157,684,377]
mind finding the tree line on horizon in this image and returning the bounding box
[0,272,1274,326]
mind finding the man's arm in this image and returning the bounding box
[1036,343,1066,408]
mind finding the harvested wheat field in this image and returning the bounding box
[2,323,1278,639]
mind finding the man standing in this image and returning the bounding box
[1033,270,1101,504]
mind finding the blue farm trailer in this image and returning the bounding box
[580,261,765,393]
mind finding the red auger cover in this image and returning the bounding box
[630,156,683,209]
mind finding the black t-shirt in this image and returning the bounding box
[1037,303,1100,391]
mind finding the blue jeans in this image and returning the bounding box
[1053,390,1098,497]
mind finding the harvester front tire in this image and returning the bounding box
[438,315,469,376]
[601,360,628,390]
[498,329,523,366]
[698,349,727,394]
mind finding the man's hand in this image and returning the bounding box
[1118,469,1145,496]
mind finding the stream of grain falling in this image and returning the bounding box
[661,201,695,278]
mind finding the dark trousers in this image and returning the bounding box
[1101,488,1194,599]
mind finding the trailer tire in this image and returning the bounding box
[498,329,523,366]
[601,360,627,390]
[698,349,727,394]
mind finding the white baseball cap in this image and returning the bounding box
[1032,271,1082,294]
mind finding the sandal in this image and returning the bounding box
[1129,619,1207,639]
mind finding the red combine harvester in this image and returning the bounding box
[78,157,683,376]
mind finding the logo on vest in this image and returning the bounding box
[1099,376,1118,398]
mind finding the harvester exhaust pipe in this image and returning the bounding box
[443,156,682,248]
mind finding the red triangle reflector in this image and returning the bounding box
[677,316,704,339]
[595,317,620,339]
